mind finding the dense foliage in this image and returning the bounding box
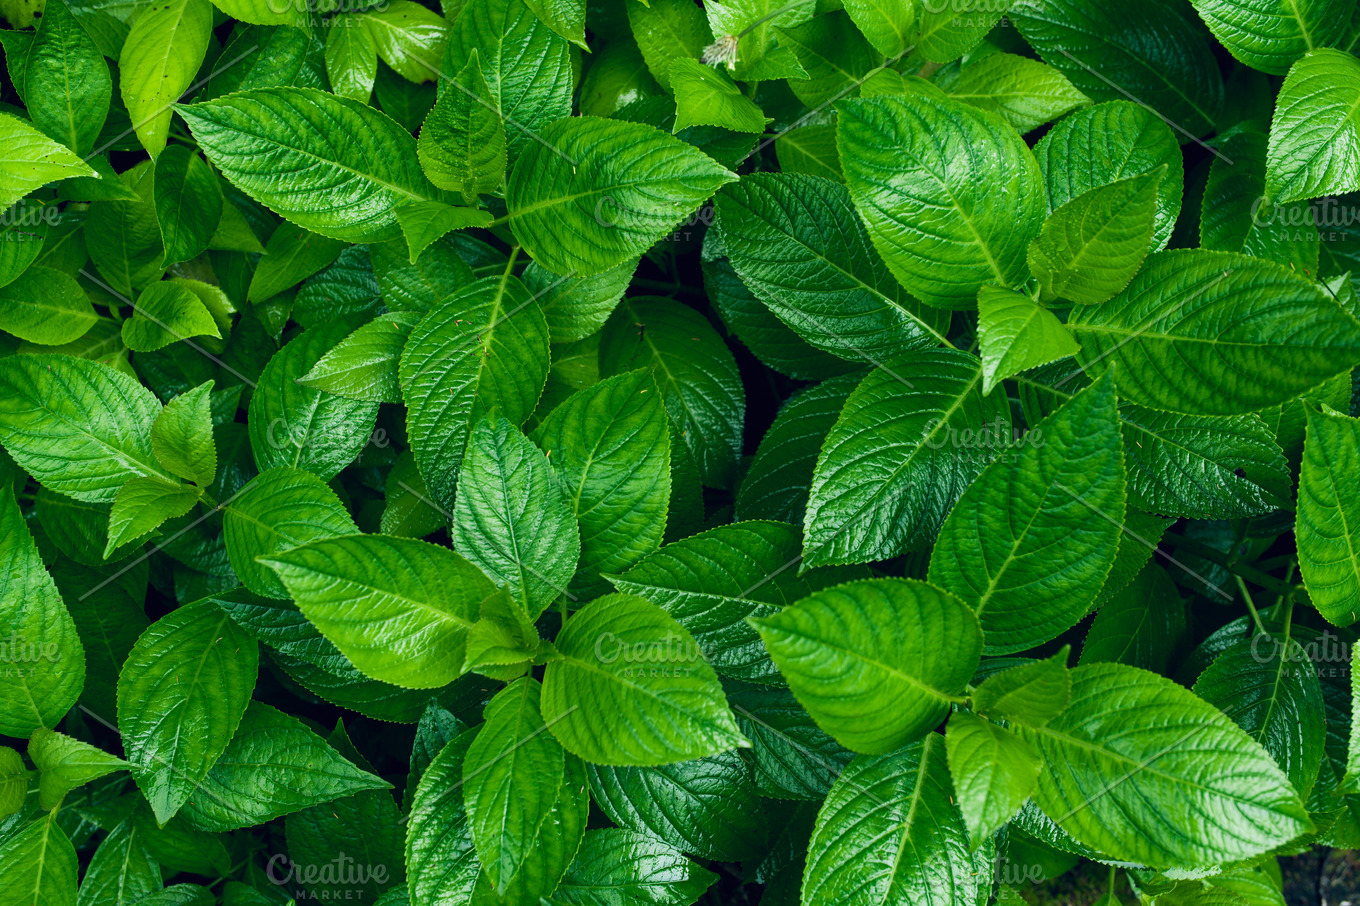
[3,0,1360,903]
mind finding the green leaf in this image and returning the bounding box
[1028,170,1163,305]
[945,710,1042,847]
[118,0,213,157]
[121,281,221,353]
[153,146,223,267]
[1019,662,1313,867]
[728,684,854,799]
[524,259,635,343]
[803,349,1008,567]
[21,0,112,155]
[28,728,126,810]
[0,815,78,906]
[976,285,1079,395]
[1080,563,1187,673]
[0,354,166,502]
[600,298,744,488]
[505,116,735,276]
[586,750,765,860]
[205,0,303,25]
[247,222,347,304]
[451,416,579,618]
[151,381,216,487]
[530,369,671,594]
[405,729,481,906]
[463,588,541,674]
[1297,404,1360,627]
[180,88,443,243]
[75,812,161,906]
[325,14,379,103]
[0,266,98,345]
[916,0,1010,62]
[1011,0,1223,139]
[668,57,767,134]
[399,274,550,509]
[1190,0,1350,75]
[116,598,258,823]
[464,678,584,897]
[1266,49,1360,204]
[777,12,878,109]
[540,593,748,765]
[298,310,420,404]
[177,701,389,832]
[416,50,507,203]
[934,50,1089,134]
[1067,249,1360,415]
[372,237,473,311]
[628,0,712,91]
[927,372,1125,654]
[0,485,84,739]
[284,783,405,904]
[753,578,981,755]
[261,534,500,689]
[549,829,717,906]
[838,93,1044,307]
[714,172,950,361]
[223,467,358,599]
[524,0,585,47]
[841,0,913,57]
[971,649,1073,727]
[0,748,24,817]
[0,110,97,208]
[104,475,201,557]
[248,319,381,480]
[1195,637,1326,800]
[774,124,841,182]
[84,161,166,296]
[361,0,450,83]
[802,735,975,905]
[395,201,494,262]
[610,520,862,684]
[1034,100,1185,251]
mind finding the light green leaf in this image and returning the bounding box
[325,14,379,103]
[22,0,111,155]
[841,0,913,57]
[505,116,736,276]
[248,319,382,480]
[0,266,97,345]
[1190,0,1349,75]
[524,258,635,343]
[371,237,473,311]
[104,475,201,557]
[1297,404,1360,627]
[223,467,358,599]
[1034,99,1184,251]
[399,274,550,509]
[0,748,24,817]
[628,0,712,91]
[803,350,1008,567]
[261,534,500,689]
[121,281,221,353]
[151,381,216,487]
[837,94,1045,307]
[778,11,879,109]
[247,222,347,304]
[668,57,767,134]
[928,372,1125,654]
[0,814,78,906]
[0,485,84,739]
[0,353,165,502]
[28,728,126,810]
[753,578,981,755]
[917,0,1012,62]
[116,598,258,824]
[934,49,1089,134]
[178,701,389,832]
[1195,637,1326,800]
[153,146,222,267]
[715,172,950,361]
[1067,249,1360,415]
[119,0,213,157]
[976,285,1079,395]
[179,88,443,243]
[1020,662,1313,867]
[405,729,481,906]
[463,589,541,674]
[524,0,585,47]
[540,593,748,765]
[0,110,97,208]
[945,710,1042,847]
[774,124,841,181]
[416,50,506,203]
[1266,49,1360,204]
[451,417,579,618]
[299,311,420,404]
[394,201,493,262]
[75,813,161,906]
[802,735,974,905]
[1028,170,1163,305]
[971,649,1073,727]
[549,829,717,906]
[530,369,671,595]
[205,0,303,25]
[84,161,165,296]
[361,0,450,83]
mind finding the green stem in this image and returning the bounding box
[1236,575,1268,637]
[1160,534,1300,596]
